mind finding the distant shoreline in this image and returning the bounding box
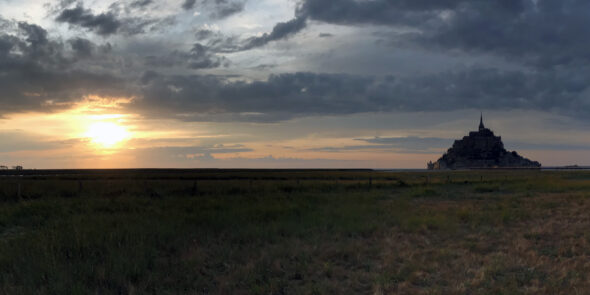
[0,167,588,176]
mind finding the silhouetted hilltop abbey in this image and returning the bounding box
[427,115,541,170]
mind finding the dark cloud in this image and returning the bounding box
[44,0,78,15]
[182,0,589,63]
[4,20,590,124]
[139,70,159,84]
[252,64,277,70]
[68,37,94,58]
[242,17,306,50]
[189,15,305,52]
[136,72,375,121]
[12,22,66,66]
[413,0,590,68]
[55,4,176,36]
[6,0,590,126]
[212,0,245,19]
[121,15,177,35]
[296,0,525,26]
[296,0,590,69]
[18,22,48,45]
[182,0,245,19]
[187,43,227,69]
[0,20,128,114]
[182,0,196,10]
[56,6,121,36]
[133,66,590,122]
[203,33,240,53]
[144,43,227,69]
[195,29,214,40]
[0,62,124,114]
[130,0,153,8]
[318,33,333,38]
[296,0,460,27]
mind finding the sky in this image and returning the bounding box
[0,0,589,168]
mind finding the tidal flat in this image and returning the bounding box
[1,169,589,294]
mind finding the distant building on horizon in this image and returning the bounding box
[428,114,541,170]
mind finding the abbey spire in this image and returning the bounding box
[479,113,485,131]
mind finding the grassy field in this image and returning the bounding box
[1,169,590,294]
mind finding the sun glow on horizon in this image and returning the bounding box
[85,122,131,148]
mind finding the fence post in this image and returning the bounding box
[17,182,21,200]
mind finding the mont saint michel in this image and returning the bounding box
[428,115,541,170]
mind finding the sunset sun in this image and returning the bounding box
[85,122,130,148]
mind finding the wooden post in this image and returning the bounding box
[17,182,21,200]
[78,180,83,193]
[369,177,372,189]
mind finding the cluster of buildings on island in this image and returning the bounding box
[427,115,541,170]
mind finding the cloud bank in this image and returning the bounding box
[2,0,590,122]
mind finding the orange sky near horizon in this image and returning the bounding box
[0,96,588,169]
